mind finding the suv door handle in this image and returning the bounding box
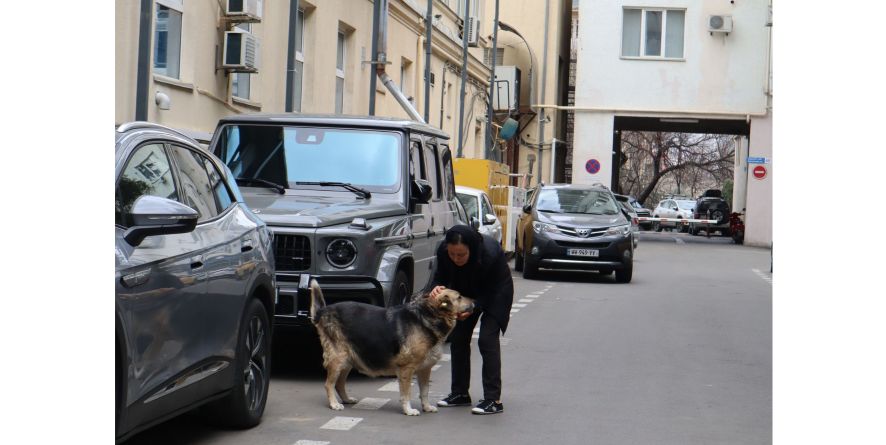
[190,256,205,270]
[241,239,254,253]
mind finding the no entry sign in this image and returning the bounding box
[585,159,601,174]
[753,165,767,180]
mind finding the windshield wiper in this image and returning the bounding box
[538,209,562,213]
[236,177,286,194]
[296,181,371,199]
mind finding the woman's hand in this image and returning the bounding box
[429,285,446,299]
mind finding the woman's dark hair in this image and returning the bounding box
[444,225,482,264]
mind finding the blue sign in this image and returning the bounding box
[748,156,768,164]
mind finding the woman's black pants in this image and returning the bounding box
[448,310,502,401]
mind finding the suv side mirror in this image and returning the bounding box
[522,204,532,214]
[483,213,497,225]
[124,196,198,246]
[411,179,433,204]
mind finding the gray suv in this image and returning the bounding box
[209,114,463,328]
[115,122,275,442]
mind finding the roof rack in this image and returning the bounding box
[116,121,201,145]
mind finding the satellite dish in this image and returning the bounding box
[499,118,518,140]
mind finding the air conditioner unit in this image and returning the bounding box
[492,66,521,112]
[466,15,480,47]
[223,31,260,72]
[226,0,263,22]
[708,15,733,34]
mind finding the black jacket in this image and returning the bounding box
[427,227,514,333]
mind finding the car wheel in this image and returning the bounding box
[654,221,662,232]
[386,269,411,306]
[615,260,633,283]
[514,248,524,272]
[205,299,271,428]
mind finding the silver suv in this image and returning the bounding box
[115,122,275,441]
[210,114,463,328]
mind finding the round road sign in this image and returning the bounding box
[585,159,601,174]
[753,165,767,180]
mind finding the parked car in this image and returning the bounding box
[689,189,732,236]
[652,198,696,232]
[456,185,502,243]
[209,114,463,329]
[515,183,634,283]
[115,122,275,442]
[614,193,640,248]
[624,195,653,230]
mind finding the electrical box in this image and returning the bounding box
[226,0,263,22]
[492,66,521,112]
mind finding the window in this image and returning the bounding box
[199,155,235,212]
[622,8,684,59]
[116,144,178,227]
[457,193,479,220]
[335,30,345,114]
[168,145,220,222]
[424,144,442,200]
[153,0,183,78]
[292,8,305,112]
[483,47,504,67]
[410,141,426,182]
[233,23,251,100]
[440,145,455,200]
[400,58,412,98]
[481,194,494,218]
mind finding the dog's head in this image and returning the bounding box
[426,288,475,319]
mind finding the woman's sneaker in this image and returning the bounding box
[437,393,472,407]
[471,399,503,415]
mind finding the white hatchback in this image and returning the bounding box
[455,185,503,243]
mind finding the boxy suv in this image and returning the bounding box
[209,114,463,328]
[515,183,634,283]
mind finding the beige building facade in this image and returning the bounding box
[116,0,573,181]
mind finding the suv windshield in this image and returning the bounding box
[217,124,402,192]
[536,188,620,215]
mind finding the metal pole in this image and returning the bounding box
[550,138,557,183]
[368,0,381,115]
[285,0,299,112]
[423,0,433,122]
[439,63,447,128]
[456,0,470,158]
[536,0,550,183]
[135,0,153,121]
[485,0,500,161]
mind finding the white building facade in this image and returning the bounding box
[571,0,772,247]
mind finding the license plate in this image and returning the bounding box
[567,248,599,257]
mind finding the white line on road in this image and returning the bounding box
[432,364,441,371]
[752,268,772,284]
[294,441,330,445]
[675,238,685,244]
[440,353,451,362]
[353,397,390,410]
[500,337,511,346]
[518,298,534,303]
[378,381,405,392]
[512,303,527,308]
[320,416,363,431]
[510,308,521,313]
[524,294,539,299]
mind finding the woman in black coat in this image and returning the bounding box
[427,225,514,414]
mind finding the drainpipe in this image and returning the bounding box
[372,0,424,123]
[285,0,299,112]
[485,0,500,161]
[456,0,471,158]
[135,0,153,121]
[423,0,433,122]
[368,0,384,115]
[536,0,550,183]
[379,72,425,122]
[439,63,447,128]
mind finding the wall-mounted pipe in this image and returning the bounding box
[379,72,425,123]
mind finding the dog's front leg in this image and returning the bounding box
[416,366,437,413]
[397,368,420,416]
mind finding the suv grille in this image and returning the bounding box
[274,234,311,271]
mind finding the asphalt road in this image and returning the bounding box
[127,231,772,445]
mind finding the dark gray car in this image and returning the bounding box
[115,122,276,442]
[515,183,634,283]
[208,114,463,329]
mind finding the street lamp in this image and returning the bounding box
[497,21,540,183]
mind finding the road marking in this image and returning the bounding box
[512,303,527,308]
[519,298,534,303]
[294,441,330,445]
[510,308,520,313]
[524,294,539,299]
[378,381,405,392]
[320,416,363,431]
[440,353,451,362]
[432,364,441,371]
[353,397,390,410]
[500,337,511,346]
[752,268,772,284]
[531,291,545,295]
[675,238,685,244]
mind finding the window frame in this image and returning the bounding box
[116,141,181,228]
[153,0,184,79]
[335,30,345,114]
[292,7,306,112]
[620,7,686,61]
[166,143,225,223]
[232,22,252,100]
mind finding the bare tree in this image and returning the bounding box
[619,131,734,206]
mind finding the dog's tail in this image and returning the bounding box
[309,279,325,323]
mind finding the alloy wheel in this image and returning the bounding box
[242,315,267,413]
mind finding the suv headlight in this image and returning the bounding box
[532,221,560,234]
[326,239,357,268]
[605,224,631,236]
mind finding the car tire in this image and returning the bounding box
[615,260,633,283]
[654,221,662,232]
[204,298,271,429]
[522,252,539,280]
[387,269,411,306]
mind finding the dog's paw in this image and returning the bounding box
[341,397,358,404]
[330,402,345,411]
[404,407,421,416]
[422,405,438,413]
